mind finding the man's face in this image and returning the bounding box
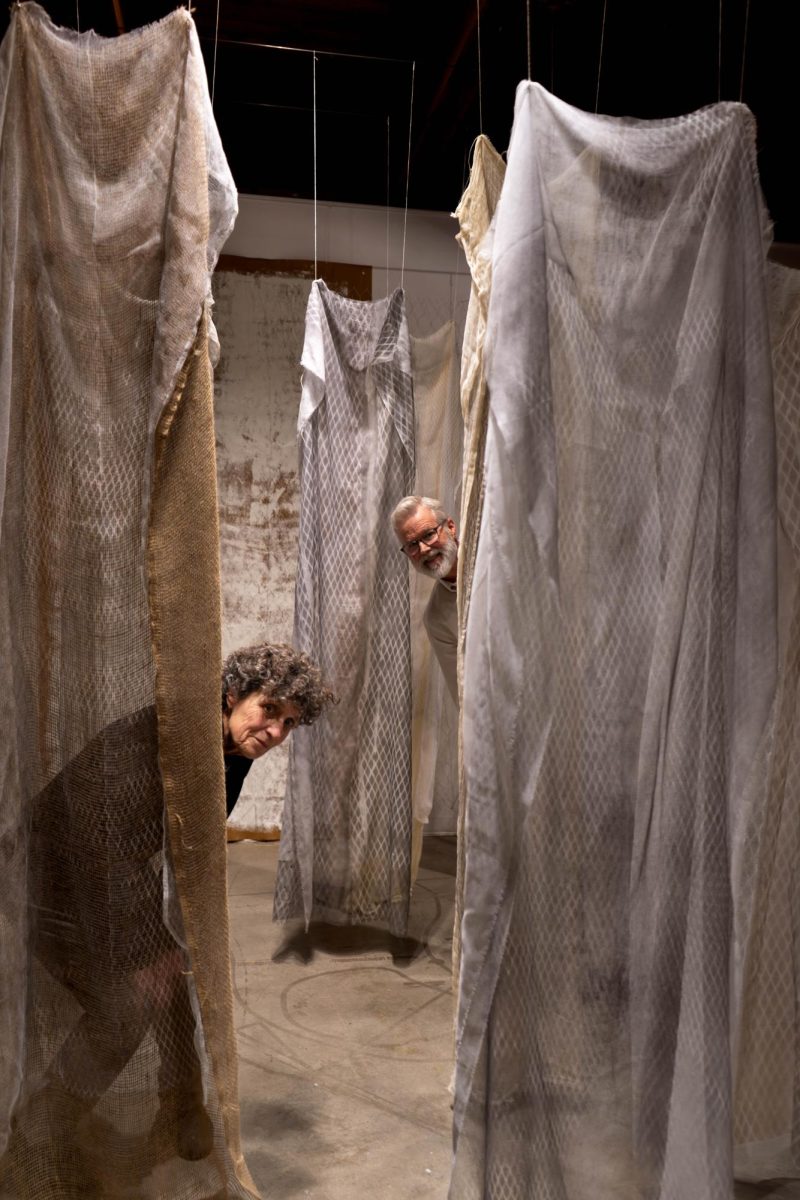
[396,507,458,580]
[226,690,302,759]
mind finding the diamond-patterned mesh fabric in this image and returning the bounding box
[0,6,254,1196]
[409,322,462,872]
[732,262,800,1185]
[452,134,505,992]
[453,83,777,1200]
[274,282,415,935]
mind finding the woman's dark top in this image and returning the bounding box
[224,754,252,818]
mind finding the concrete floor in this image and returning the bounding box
[228,836,457,1200]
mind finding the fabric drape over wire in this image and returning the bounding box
[454,82,777,1200]
[409,322,462,875]
[731,262,800,1187]
[0,6,257,1198]
[452,134,505,988]
[274,282,415,935]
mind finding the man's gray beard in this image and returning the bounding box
[417,538,457,580]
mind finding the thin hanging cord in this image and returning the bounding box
[549,20,554,93]
[476,0,483,133]
[75,2,79,32]
[526,0,531,79]
[211,0,222,108]
[595,0,608,113]
[202,36,409,66]
[717,0,723,100]
[738,0,750,101]
[400,60,415,290]
[313,53,318,280]
[386,115,391,298]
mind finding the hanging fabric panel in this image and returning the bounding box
[452,134,505,988]
[274,282,415,935]
[0,6,256,1197]
[732,261,800,1187]
[408,322,462,878]
[454,82,777,1200]
[454,134,506,649]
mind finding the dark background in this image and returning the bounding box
[2,0,798,241]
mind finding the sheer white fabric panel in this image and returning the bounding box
[454,82,777,1200]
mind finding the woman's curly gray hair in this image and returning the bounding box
[221,643,336,725]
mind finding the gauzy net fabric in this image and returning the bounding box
[453,82,777,1200]
[452,134,505,991]
[274,282,415,935]
[732,262,800,1189]
[0,6,257,1198]
[409,322,463,875]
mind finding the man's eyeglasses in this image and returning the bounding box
[399,522,445,557]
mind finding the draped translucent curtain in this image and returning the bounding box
[274,282,415,935]
[0,7,255,1195]
[454,83,777,1200]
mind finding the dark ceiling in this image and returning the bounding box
[2,0,798,241]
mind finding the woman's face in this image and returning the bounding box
[225,690,302,759]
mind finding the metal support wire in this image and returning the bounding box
[400,60,415,289]
[595,0,608,112]
[476,0,483,132]
[211,0,221,107]
[313,52,318,279]
[526,0,531,79]
[739,0,751,101]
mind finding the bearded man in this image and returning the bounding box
[391,495,459,704]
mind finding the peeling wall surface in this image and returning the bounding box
[214,270,308,832]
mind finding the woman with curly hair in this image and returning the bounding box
[221,642,336,818]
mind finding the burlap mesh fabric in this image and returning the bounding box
[731,262,800,1185]
[148,319,258,1199]
[452,135,505,991]
[453,83,777,1200]
[274,282,414,935]
[0,5,255,1196]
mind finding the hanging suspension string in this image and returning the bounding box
[211,0,222,108]
[202,37,409,66]
[313,52,318,280]
[718,0,726,101]
[76,1,80,32]
[400,59,415,290]
[739,0,751,101]
[476,0,484,133]
[549,19,554,93]
[386,115,391,298]
[526,0,531,80]
[594,0,608,113]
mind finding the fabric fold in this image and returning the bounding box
[452,133,506,992]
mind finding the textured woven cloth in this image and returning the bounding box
[732,261,800,1187]
[409,322,462,874]
[453,82,777,1200]
[452,135,505,992]
[0,6,255,1196]
[454,135,506,663]
[274,282,415,935]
